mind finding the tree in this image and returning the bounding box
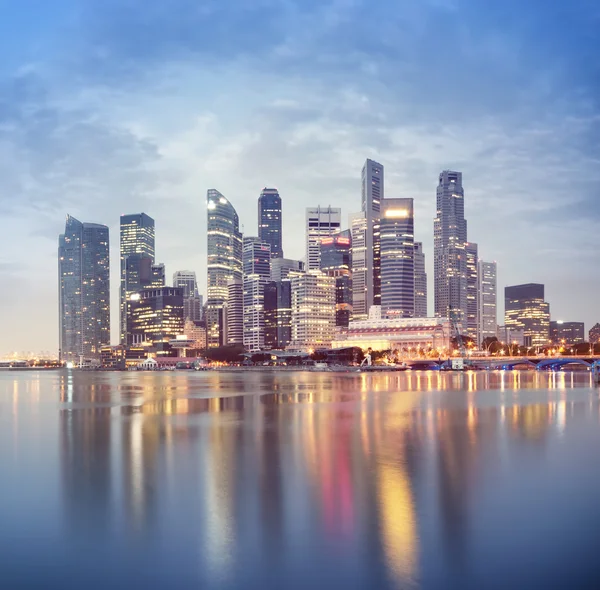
[482,336,499,350]
[203,344,245,363]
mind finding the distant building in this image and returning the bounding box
[242,238,271,351]
[59,215,110,363]
[550,321,585,345]
[496,325,526,347]
[305,206,341,271]
[590,323,600,345]
[258,188,283,258]
[465,243,479,340]
[414,242,427,318]
[380,198,414,318]
[477,261,497,345]
[350,212,368,320]
[226,280,243,345]
[504,283,550,347]
[173,270,203,322]
[320,231,352,327]
[264,280,292,349]
[290,271,336,350]
[184,319,207,350]
[270,258,305,282]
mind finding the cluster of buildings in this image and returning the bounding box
[58,160,595,365]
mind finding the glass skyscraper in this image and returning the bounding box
[504,283,550,347]
[350,212,368,320]
[258,188,283,258]
[414,242,428,318]
[320,231,352,327]
[466,242,479,339]
[59,215,110,363]
[173,270,203,322]
[305,206,341,270]
[477,260,497,345]
[242,237,271,351]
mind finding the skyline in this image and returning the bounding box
[0,0,598,354]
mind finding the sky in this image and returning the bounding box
[0,0,598,355]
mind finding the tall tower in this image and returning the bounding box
[414,242,427,318]
[305,206,341,270]
[59,215,110,362]
[466,242,479,340]
[173,270,203,322]
[206,189,243,347]
[433,170,468,323]
[350,212,368,320]
[258,188,283,258]
[320,231,352,327]
[361,159,384,309]
[478,260,497,345]
[120,213,155,344]
[380,198,415,318]
[242,237,271,351]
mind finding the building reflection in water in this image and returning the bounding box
[52,369,599,587]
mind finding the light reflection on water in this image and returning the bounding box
[1,370,600,589]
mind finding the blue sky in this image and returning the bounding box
[0,0,598,354]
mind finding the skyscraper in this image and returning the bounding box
[350,212,368,320]
[271,258,305,282]
[434,170,468,323]
[380,198,414,318]
[305,206,341,270]
[226,280,244,345]
[362,159,383,309]
[320,231,352,327]
[59,215,110,363]
[242,238,271,351]
[466,243,479,340]
[414,242,427,318]
[504,283,550,347]
[477,260,497,345]
[120,213,155,344]
[549,321,585,345]
[173,270,203,322]
[258,188,283,258]
[206,189,243,347]
[264,280,292,349]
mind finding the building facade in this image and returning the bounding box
[350,212,368,320]
[305,206,341,271]
[465,242,479,340]
[173,270,203,322]
[264,280,292,349]
[590,323,600,345]
[258,188,283,258]
[270,258,305,282]
[361,159,383,310]
[120,213,155,343]
[434,170,468,324]
[226,280,244,345]
[477,260,497,345]
[380,198,415,318]
[320,231,352,327]
[504,283,550,347]
[242,238,271,351]
[290,271,336,350]
[414,242,427,318]
[206,189,243,347]
[59,215,110,363]
[549,321,585,345]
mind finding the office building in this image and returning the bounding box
[242,238,271,351]
[258,188,283,258]
[271,258,305,282]
[226,280,244,345]
[58,215,110,363]
[504,283,550,347]
[320,231,352,327]
[173,270,203,322]
[305,206,341,270]
[414,242,427,317]
[206,189,243,347]
[183,319,207,350]
[465,243,479,340]
[120,213,155,343]
[350,212,368,320]
[590,323,600,345]
[497,325,526,347]
[290,271,336,350]
[380,198,414,318]
[264,280,292,349]
[434,170,468,324]
[550,321,585,345]
[477,260,497,345]
[127,287,184,351]
[361,159,384,309]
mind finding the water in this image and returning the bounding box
[1,370,600,589]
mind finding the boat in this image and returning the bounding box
[313,362,330,371]
[360,364,408,372]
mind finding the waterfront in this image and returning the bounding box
[1,370,600,589]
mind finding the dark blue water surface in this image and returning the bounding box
[1,370,600,589]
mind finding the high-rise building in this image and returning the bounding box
[362,159,384,309]
[290,271,336,350]
[150,263,166,288]
[504,283,550,347]
[264,280,292,349]
[465,243,479,340]
[434,170,468,323]
[258,188,283,258]
[270,258,305,282]
[320,231,352,327]
[127,287,184,350]
[173,271,203,322]
[120,213,155,343]
[477,260,497,345]
[380,198,414,318]
[226,280,244,345]
[589,323,600,345]
[206,189,243,347]
[305,206,341,270]
[414,242,427,318]
[549,321,585,345]
[59,215,110,363]
[350,212,368,320]
[242,238,271,352]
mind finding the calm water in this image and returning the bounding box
[1,370,600,589]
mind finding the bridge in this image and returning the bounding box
[405,357,599,371]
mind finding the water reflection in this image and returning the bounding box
[1,371,600,588]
